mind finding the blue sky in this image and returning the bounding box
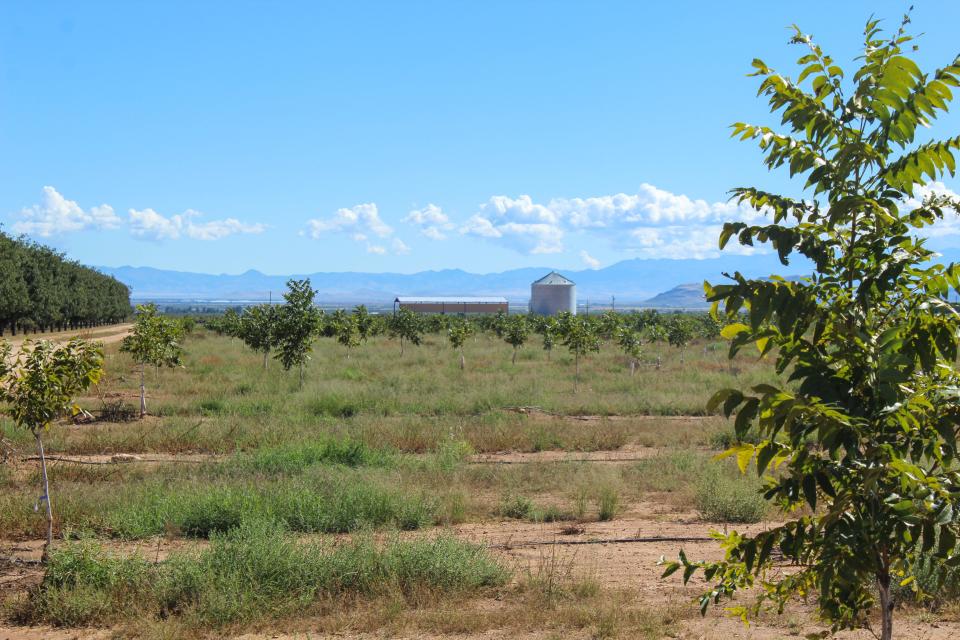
[1,1,958,275]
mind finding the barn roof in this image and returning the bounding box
[395,296,508,304]
[532,271,575,286]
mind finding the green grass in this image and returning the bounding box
[20,520,509,629]
[99,473,437,538]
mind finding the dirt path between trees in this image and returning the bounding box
[4,324,132,356]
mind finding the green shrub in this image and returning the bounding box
[307,395,360,418]
[498,493,534,520]
[597,486,620,521]
[694,463,767,523]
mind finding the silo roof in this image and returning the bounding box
[532,271,575,286]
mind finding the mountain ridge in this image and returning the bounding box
[96,253,830,305]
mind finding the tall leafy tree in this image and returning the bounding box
[0,233,29,336]
[661,16,960,640]
[0,338,103,560]
[273,279,320,388]
[0,230,129,336]
[120,304,185,417]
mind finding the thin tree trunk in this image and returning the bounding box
[400,337,405,356]
[878,567,893,640]
[139,363,147,418]
[512,348,517,365]
[35,432,53,562]
[630,360,636,376]
[299,362,304,389]
[459,350,465,370]
[263,350,268,369]
[575,354,580,393]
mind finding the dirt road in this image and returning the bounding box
[3,324,132,355]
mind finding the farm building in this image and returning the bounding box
[529,271,576,315]
[394,296,508,314]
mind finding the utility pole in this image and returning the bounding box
[611,295,615,312]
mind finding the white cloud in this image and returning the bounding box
[461,196,564,254]
[12,186,120,237]
[128,208,266,241]
[306,203,392,239]
[403,203,454,240]
[391,238,411,255]
[366,244,386,255]
[580,250,601,269]
[460,185,762,257]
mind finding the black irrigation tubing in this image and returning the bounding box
[486,535,714,549]
[469,457,653,465]
[20,456,209,465]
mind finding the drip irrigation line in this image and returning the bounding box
[486,535,713,549]
[21,455,210,466]
[469,457,654,465]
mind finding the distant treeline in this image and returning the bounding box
[0,230,131,336]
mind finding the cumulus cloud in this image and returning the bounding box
[12,186,120,237]
[460,195,565,254]
[306,203,392,239]
[579,250,601,269]
[307,202,414,255]
[460,184,763,257]
[403,203,454,240]
[128,208,266,241]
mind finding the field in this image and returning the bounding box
[1,327,958,639]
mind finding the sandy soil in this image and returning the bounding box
[3,511,959,639]
[470,443,676,464]
[5,324,131,348]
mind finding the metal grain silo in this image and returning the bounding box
[529,272,576,315]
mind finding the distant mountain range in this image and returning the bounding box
[97,252,833,308]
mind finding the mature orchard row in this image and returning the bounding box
[0,231,131,336]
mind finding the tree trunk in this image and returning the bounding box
[574,354,580,393]
[35,432,54,562]
[512,348,517,365]
[630,360,636,376]
[459,350,465,370]
[139,363,147,418]
[299,362,304,389]
[263,350,268,369]
[878,569,894,640]
[400,337,405,357]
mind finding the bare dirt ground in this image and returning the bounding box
[470,443,673,464]
[4,324,132,357]
[3,509,959,639]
